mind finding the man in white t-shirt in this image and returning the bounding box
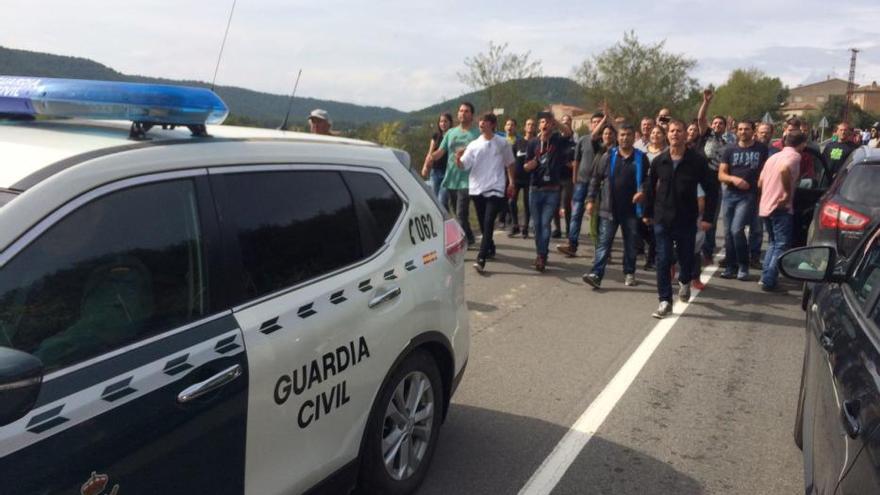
[458,112,516,273]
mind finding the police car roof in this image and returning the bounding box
[0,118,379,189]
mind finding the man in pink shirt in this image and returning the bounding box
[757,130,807,291]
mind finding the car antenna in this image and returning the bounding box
[279,69,303,131]
[210,0,238,92]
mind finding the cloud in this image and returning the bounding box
[1,0,878,111]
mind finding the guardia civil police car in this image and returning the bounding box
[0,77,469,495]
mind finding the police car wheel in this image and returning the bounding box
[359,350,443,494]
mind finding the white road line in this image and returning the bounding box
[518,264,720,495]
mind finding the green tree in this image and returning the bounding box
[458,41,543,112]
[573,31,698,123]
[710,69,787,122]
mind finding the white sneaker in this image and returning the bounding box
[652,301,672,319]
[624,274,637,286]
[678,281,691,302]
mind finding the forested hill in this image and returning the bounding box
[0,46,408,128]
[411,77,589,118]
[0,46,590,128]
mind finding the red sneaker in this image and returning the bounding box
[692,279,706,291]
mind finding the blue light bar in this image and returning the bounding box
[0,76,229,125]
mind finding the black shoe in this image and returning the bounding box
[509,226,521,237]
[720,271,736,279]
[643,261,655,271]
[473,260,486,273]
[551,229,562,239]
[749,258,763,270]
[582,272,602,288]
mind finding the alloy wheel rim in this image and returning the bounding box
[381,370,434,481]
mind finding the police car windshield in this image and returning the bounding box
[0,189,19,208]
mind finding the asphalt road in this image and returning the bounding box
[418,228,805,495]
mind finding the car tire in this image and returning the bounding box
[358,350,443,495]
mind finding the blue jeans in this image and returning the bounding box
[591,215,639,279]
[530,188,561,258]
[748,199,763,259]
[567,182,589,249]
[723,191,756,274]
[654,221,697,303]
[430,168,449,210]
[761,211,793,288]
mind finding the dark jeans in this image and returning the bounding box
[654,221,697,303]
[509,182,531,230]
[447,188,474,243]
[637,220,656,263]
[723,191,756,274]
[556,179,573,233]
[702,174,722,258]
[472,195,505,262]
[591,215,640,279]
[749,206,763,260]
[568,182,588,249]
[530,188,561,258]
[761,211,794,288]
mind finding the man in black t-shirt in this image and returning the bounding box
[524,112,574,271]
[507,118,533,237]
[823,122,858,180]
[557,111,607,256]
[718,120,768,280]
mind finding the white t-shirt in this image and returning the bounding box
[460,134,515,197]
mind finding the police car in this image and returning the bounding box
[0,77,469,495]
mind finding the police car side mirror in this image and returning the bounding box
[0,347,43,427]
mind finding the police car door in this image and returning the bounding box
[210,166,409,494]
[0,174,248,494]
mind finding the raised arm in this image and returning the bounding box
[697,89,712,136]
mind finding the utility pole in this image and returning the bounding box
[843,48,859,123]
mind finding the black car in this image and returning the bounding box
[782,227,880,494]
[805,146,880,258]
[792,145,832,248]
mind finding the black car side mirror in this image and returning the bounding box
[779,246,838,283]
[0,347,43,427]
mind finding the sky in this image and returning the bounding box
[3,0,880,112]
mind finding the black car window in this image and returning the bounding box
[848,237,880,307]
[343,171,404,254]
[0,180,208,373]
[840,165,880,207]
[220,170,360,302]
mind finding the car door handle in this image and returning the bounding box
[368,286,401,309]
[841,399,861,438]
[177,364,242,403]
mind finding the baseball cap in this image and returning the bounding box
[308,108,332,125]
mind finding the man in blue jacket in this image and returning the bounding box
[582,123,649,289]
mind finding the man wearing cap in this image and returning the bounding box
[308,109,332,135]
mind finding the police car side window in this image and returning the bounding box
[0,180,209,373]
[343,171,403,254]
[220,171,361,302]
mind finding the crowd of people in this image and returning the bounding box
[420,92,871,319]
